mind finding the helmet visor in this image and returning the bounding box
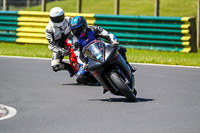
[50,14,64,23]
[71,24,85,37]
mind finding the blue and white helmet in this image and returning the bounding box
[49,7,65,27]
[70,16,87,37]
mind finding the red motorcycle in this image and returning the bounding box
[65,39,80,72]
[65,39,99,85]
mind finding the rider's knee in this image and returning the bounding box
[118,46,127,53]
[51,59,63,72]
[118,46,127,60]
[51,58,65,72]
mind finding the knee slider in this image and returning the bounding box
[52,64,62,72]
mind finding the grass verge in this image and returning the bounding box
[23,0,197,17]
[0,42,200,67]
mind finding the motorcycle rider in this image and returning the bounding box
[45,7,76,77]
[69,16,136,77]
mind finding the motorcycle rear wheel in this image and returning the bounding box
[110,72,136,102]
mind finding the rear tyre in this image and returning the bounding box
[110,72,136,102]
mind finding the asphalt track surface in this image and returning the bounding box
[0,56,200,133]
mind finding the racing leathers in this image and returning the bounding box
[73,26,118,49]
[45,17,75,76]
[72,26,135,83]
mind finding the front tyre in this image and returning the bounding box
[110,72,136,102]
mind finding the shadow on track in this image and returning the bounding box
[62,83,101,86]
[63,83,154,103]
[89,97,155,103]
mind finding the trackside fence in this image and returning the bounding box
[0,11,197,53]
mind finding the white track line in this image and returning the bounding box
[0,55,51,60]
[0,104,17,120]
[0,55,200,69]
[131,62,200,69]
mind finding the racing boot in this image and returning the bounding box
[129,64,137,73]
[76,72,100,85]
[76,74,87,84]
[63,63,76,77]
[103,88,108,94]
[118,46,137,73]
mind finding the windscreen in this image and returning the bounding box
[84,40,105,63]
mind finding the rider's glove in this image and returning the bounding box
[72,37,79,51]
[111,40,119,47]
[110,34,119,47]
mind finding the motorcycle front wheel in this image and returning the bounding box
[110,72,136,102]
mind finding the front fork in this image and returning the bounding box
[89,52,135,94]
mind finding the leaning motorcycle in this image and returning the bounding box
[82,40,137,102]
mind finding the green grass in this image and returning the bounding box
[1,42,200,67]
[0,43,51,58]
[127,48,200,66]
[23,0,197,17]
